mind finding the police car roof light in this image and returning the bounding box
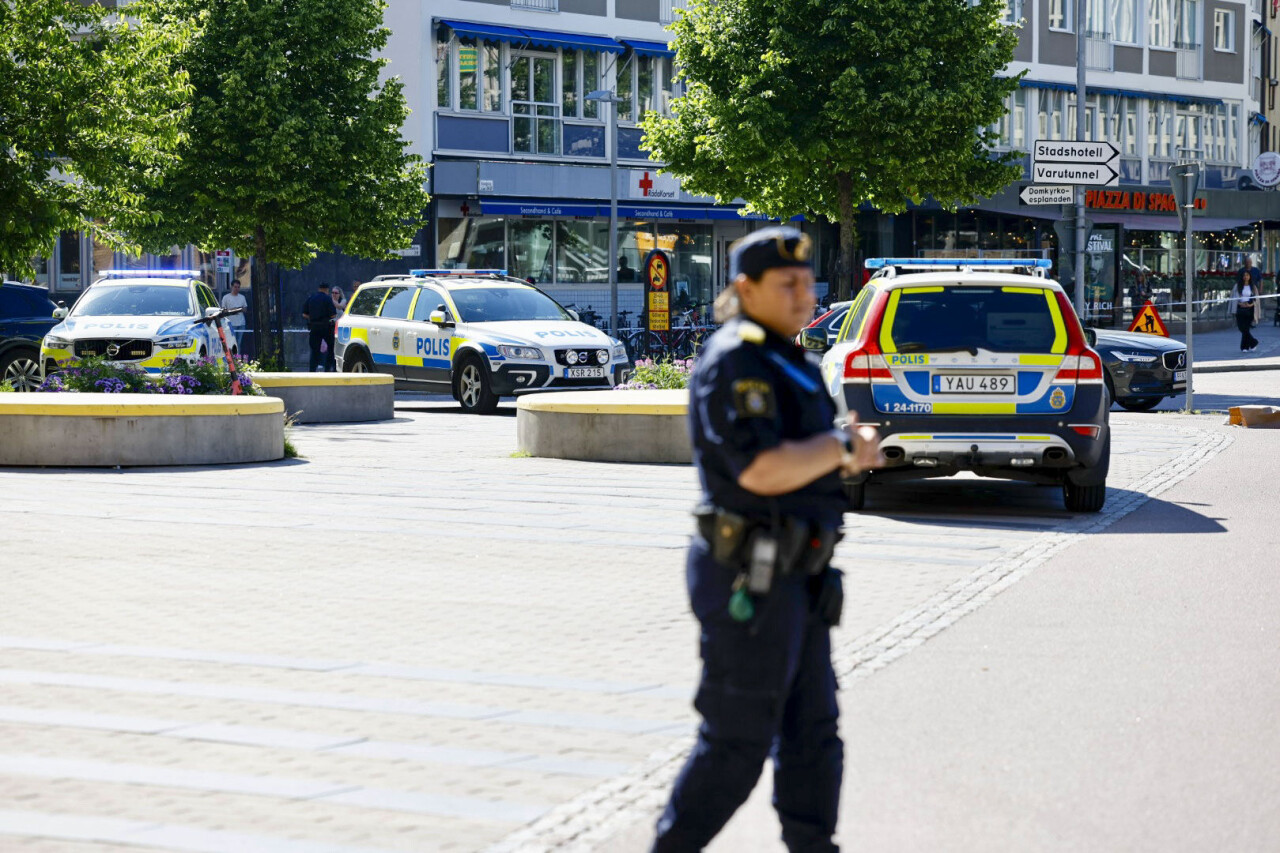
[409,268,509,277]
[864,258,1052,270]
[98,269,203,278]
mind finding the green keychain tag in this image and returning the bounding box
[728,588,755,622]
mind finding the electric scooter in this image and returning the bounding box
[196,306,245,395]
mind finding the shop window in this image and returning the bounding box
[509,220,555,282]
[656,224,713,312]
[437,217,507,270]
[57,231,81,291]
[556,221,610,284]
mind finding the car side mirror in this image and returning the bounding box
[204,306,221,319]
[1083,328,1097,346]
[799,327,830,353]
[429,310,452,326]
[52,307,69,320]
[568,309,579,321]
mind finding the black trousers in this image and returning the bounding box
[652,540,842,852]
[309,324,336,371]
[1237,308,1259,351]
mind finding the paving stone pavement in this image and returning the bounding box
[0,400,1230,852]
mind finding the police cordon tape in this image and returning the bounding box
[1125,292,1280,310]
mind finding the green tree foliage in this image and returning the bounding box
[643,0,1023,297]
[133,0,430,348]
[0,0,191,277]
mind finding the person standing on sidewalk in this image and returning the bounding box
[1234,269,1261,352]
[219,280,248,348]
[302,282,338,371]
[651,227,883,853]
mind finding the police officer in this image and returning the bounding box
[652,227,882,852]
[302,281,337,372]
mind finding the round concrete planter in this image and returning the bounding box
[0,394,285,467]
[252,372,395,424]
[516,389,691,464]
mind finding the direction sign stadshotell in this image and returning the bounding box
[1033,141,1120,164]
[1032,138,1120,187]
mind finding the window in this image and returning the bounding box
[379,286,415,319]
[437,37,504,113]
[1049,0,1073,31]
[511,53,560,155]
[349,286,389,316]
[1214,10,1235,51]
[1148,101,1174,158]
[511,0,557,9]
[561,50,606,122]
[508,220,555,282]
[989,87,1027,150]
[1103,96,1138,156]
[1083,0,1109,37]
[1000,0,1024,24]
[459,39,478,110]
[483,44,502,112]
[412,288,447,322]
[556,221,610,284]
[1038,89,1071,141]
[660,0,688,25]
[616,54,677,124]
[436,41,451,109]
[1111,0,1139,44]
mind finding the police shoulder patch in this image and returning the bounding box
[732,377,775,418]
[737,320,766,344]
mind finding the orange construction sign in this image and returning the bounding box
[1127,300,1169,337]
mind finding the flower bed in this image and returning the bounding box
[38,356,263,396]
[616,357,694,390]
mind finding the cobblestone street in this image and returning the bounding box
[0,402,1239,851]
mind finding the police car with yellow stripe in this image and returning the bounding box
[335,269,629,413]
[803,258,1110,512]
[40,270,238,376]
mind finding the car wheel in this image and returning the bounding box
[345,349,372,373]
[1,349,43,391]
[1116,396,1162,412]
[456,355,499,414]
[844,481,866,511]
[1063,479,1106,512]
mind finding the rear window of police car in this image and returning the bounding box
[349,286,388,316]
[888,286,1059,354]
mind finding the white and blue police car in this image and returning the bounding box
[335,270,629,413]
[40,270,238,377]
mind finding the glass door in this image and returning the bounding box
[511,53,560,155]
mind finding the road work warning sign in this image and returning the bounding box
[1128,301,1169,337]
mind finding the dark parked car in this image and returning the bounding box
[799,300,852,346]
[1087,328,1187,412]
[0,281,60,391]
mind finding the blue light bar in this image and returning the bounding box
[410,268,509,277]
[98,269,203,278]
[865,258,1052,269]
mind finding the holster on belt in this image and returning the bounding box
[695,504,843,579]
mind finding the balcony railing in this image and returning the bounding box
[1084,31,1113,71]
[511,0,557,10]
[660,0,688,24]
[1174,42,1201,79]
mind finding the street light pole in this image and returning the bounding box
[1074,0,1087,317]
[588,89,622,337]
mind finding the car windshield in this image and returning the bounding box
[449,286,571,323]
[72,284,193,317]
[887,286,1061,354]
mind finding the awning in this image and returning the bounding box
[475,197,800,221]
[1251,111,1269,125]
[437,19,624,53]
[1254,20,1272,37]
[621,39,675,57]
[479,199,600,218]
[1017,79,1224,107]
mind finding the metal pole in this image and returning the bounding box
[1184,210,1195,411]
[1074,0,1087,318]
[607,99,620,337]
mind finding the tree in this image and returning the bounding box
[643,0,1023,298]
[0,0,191,278]
[133,0,430,358]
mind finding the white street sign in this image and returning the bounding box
[1033,140,1120,165]
[1031,162,1119,187]
[1020,185,1075,205]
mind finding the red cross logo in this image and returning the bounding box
[638,172,654,196]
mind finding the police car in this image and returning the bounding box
[40,270,239,376]
[803,258,1110,513]
[335,269,629,413]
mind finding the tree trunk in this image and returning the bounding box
[252,225,270,363]
[836,173,857,301]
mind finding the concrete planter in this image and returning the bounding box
[516,390,691,464]
[252,372,395,424]
[0,394,285,467]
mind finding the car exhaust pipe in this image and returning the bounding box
[1044,447,1068,463]
[883,447,905,462]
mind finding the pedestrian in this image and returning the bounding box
[651,226,883,852]
[302,281,338,371]
[330,286,347,313]
[219,280,248,348]
[1234,269,1260,352]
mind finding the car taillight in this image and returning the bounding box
[1069,424,1102,438]
[843,340,892,383]
[1052,351,1104,384]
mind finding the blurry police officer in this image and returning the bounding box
[652,227,882,852]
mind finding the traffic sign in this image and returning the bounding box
[1032,162,1119,187]
[1128,300,1169,337]
[214,249,233,273]
[1020,185,1074,205]
[1033,140,1120,165]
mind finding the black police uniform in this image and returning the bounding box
[303,290,337,371]
[652,313,847,852]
